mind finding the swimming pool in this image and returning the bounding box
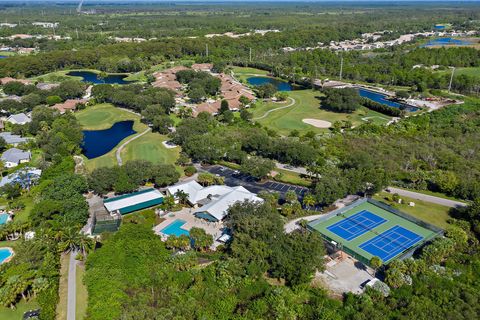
[161,219,190,237]
[0,213,9,225]
[0,248,13,264]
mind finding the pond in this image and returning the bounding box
[0,248,13,264]
[67,71,133,84]
[82,120,136,159]
[247,76,294,91]
[421,37,473,47]
[0,55,8,59]
[358,88,418,112]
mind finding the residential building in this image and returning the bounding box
[0,132,29,146]
[6,113,31,125]
[1,148,31,168]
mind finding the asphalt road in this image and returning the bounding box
[386,187,468,208]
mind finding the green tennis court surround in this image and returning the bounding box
[308,198,442,265]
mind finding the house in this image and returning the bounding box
[1,148,31,168]
[0,167,41,188]
[0,132,28,146]
[51,99,87,114]
[6,113,31,125]
[167,180,263,222]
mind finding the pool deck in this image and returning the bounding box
[152,207,224,248]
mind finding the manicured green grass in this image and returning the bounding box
[76,103,141,131]
[0,299,39,320]
[373,191,451,229]
[272,169,312,187]
[56,253,70,320]
[76,103,180,171]
[232,66,269,78]
[251,90,390,136]
[121,132,180,166]
[76,264,88,320]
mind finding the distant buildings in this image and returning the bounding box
[152,64,256,116]
[32,22,59,28]
[0,23,17,28]
[1,148,31,168]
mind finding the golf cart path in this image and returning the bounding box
[253,97,296,120]
[116,127,151,166]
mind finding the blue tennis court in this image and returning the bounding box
[327,210,387,241]
[359,225,423,262]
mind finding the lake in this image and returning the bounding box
[0,55,7,59]
[247,76,294,91]
[67,71,133,84]
[421,37,473,47]
[358,88,418,112]
[82,120,136,159]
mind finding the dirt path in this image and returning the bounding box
[116,127,151,166]
[253,97,296,120]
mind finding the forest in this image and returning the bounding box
[0,2,480,320]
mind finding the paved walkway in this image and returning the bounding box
[386,187,468,208]
[116,127,151,166]
[253,97,296,120]
[284,214,325,233]
[67,250,78,320]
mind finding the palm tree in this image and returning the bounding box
[174,190,189,205]
[32,278,49,298]
[302,194,316,209]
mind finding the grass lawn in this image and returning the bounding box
[251,90,391,136]
[0,299,39,320]
[76,103,179,171]
[76,264,88,320]
[373,191,451,229]
[232,66,269,79]
[272,169,312,187]
[121,132,180,166]
[56,253,70,320]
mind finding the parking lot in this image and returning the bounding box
[203,165,309,197]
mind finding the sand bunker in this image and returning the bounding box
[302,118,332,128]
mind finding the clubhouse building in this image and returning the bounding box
[166,180,263,222]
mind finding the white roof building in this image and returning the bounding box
[103,188,164,215]
[167,181,263,222]
[7,113,31,125]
